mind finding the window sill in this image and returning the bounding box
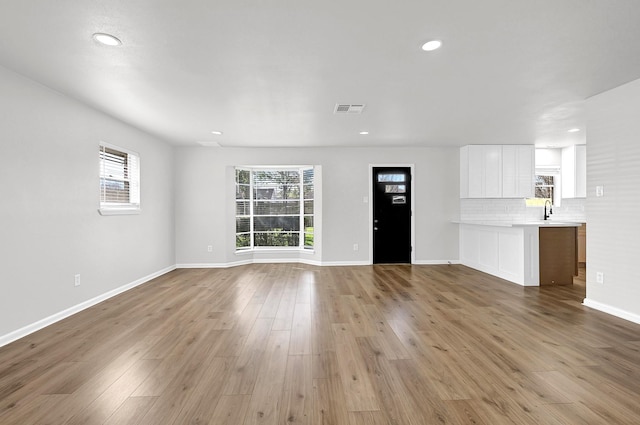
[98,208,141,216]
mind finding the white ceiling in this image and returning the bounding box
[2,1,640,148]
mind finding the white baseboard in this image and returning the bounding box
[176,259,460,268]
[320,260,371,267]
[583,298,640,325]
[413,260,461,265]
[0,265,176,348]
[177,259,367,268]
[176,261,253,269]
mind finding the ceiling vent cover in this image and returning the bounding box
[334,104,365,114]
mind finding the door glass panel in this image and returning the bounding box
[377,174,405,182]
[384,184,406,193]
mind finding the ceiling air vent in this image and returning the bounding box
[334,103,365,114]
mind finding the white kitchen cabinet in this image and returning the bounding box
[561,145,586,198]
[460,145,533,198]
[460,145,503,198]
[502,145,534,198]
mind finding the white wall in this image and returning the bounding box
[585,77,640,323]
[535,148,562,168]
[460,198,586,223]
[175,147,459,266]
[0,66,175,341]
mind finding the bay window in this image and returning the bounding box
[236,167,314,251]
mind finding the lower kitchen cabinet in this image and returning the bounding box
[539,227,577,286]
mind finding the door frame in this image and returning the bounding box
[368,164,415,265]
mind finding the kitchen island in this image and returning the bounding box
[456,221,581,286]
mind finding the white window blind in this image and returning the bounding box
[99,143,140,214]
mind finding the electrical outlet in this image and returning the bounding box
[74,274,81,287]
[596,185,604,197]
[353,243,359,251]
[207,245,213,252]
[596,272,604,284]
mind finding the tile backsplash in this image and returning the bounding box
[460,198,586,222]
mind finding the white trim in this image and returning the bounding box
[99,141,140,157]
[583,298,640,325]
[177,260,253,269]
[98,208,141,216]
[368,164,416,265]
[320,261,371,267]
[177,259,369,268]
[0,265,176,348]
[413,260,461,265]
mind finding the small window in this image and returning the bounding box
[99,143,140,215]
[526,173,558,207]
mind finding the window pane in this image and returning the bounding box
[236,201,250,215]
[535,175,554,185]
[378,174,405,182]
[254,216,300,232]
[236,169,250,184]
[535,187,553,199]
[100,178,130,203]
[303,168,314,185]
[304,216,313,229]
[254,201,300,215]
[304,200,314,214]
[100,148,127,180]
[253,170,300,185]
[100,144,139,208]
[254,232,300,247]
[303,184,314,200]
[236,233,250,249]
[236,217,250,233]
[304,233,314,248]
[236,184,250,200]
[254,186,300,200]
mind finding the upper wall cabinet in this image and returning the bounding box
[502,145,534,198]
[460,145,534,198]
[460,145,502,198]
[561,145,586,198]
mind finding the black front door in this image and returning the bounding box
[372,167,412,264]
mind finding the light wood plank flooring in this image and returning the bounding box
[1,264,639,424]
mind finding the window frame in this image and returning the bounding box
[98,142,141,216]
[235,166,314,252]
[526,167,561,207]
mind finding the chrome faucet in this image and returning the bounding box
[544,200,553,221]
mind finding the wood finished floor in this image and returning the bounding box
[1,264,639,425]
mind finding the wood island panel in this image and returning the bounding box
[539,227,578,286]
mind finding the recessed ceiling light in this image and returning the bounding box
[92,33,122,46]
[211,130,223,135]
[359,131,369,135]
[421,40,442,51]
[568,128,580,133]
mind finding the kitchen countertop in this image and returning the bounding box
[453,220,583,228]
